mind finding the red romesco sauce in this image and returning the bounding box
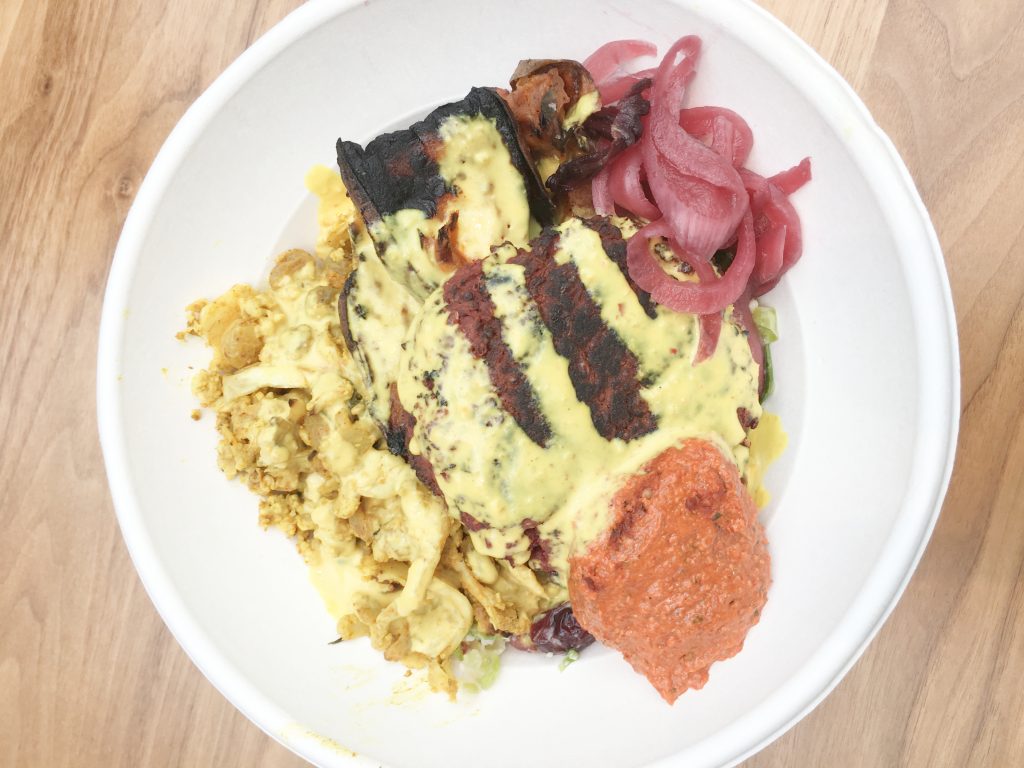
[569,439,771,703]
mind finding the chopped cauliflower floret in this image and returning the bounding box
[184,167,555,696]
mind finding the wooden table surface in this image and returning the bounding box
[2,0,1022,765]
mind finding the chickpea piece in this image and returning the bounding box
[220,319,262,370]
[269,249,314,289]
[304,285,337,319]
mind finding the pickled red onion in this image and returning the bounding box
[583,39,657,85]
[642,37,748,261]
[688,255,724,362]
[732,291,765,389]
[679,107,754,168]
[769,157,812,195]
[592,164,615,215]
[581,35,811,328]
[626,211,755,316]
[606,143,660,220]
[696,312,722,363]
[598,67,657,105]
[740,167,804,291]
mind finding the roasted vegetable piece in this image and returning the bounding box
[337,87,556,444]
[336,237,419,434]
[337,87,554,300]
[546,78,651,196]
[528,602,595,653]
[505,59,598,155]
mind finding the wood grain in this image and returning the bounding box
[1,0,1021,766]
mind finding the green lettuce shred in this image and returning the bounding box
[559,648,581,671]
[453,633,506,693]
[752,305,778,344]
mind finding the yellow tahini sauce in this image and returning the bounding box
[370,114,533,300]
[397,218,762,592]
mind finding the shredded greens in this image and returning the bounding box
[760,344,775,402]
[752,305,778,343]
[559,648,581,671]
[453,632,506,693]
[752,304,778,402]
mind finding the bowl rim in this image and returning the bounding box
[96,1,960,766]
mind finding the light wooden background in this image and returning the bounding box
[2,0,1022,765]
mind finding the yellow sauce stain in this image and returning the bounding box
[747,411,788,508]
[278,723,359,759]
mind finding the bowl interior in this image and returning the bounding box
[99,1,956,766]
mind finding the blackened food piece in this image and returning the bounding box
[545,79,652,195]
[522,519,555,575]
[529,603,595,653]
[460,511,488,532]
[582,216,658,319]
[337,247,417,435]
[338,266,388,428]
[443,260,552,448]
[336,87,554,230]
[434,211,464,269]
[511,231,658,442]
[506,59,597,155]
[385,382,442,496]
[736,406,760,432]
[509,59,595,106]
[338,129,445,224]
[338,269,363,372]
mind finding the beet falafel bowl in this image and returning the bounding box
[97,2,957,767]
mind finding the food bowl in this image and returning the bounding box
[96,0,959,766]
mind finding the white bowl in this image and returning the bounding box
[97,1,959,766]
